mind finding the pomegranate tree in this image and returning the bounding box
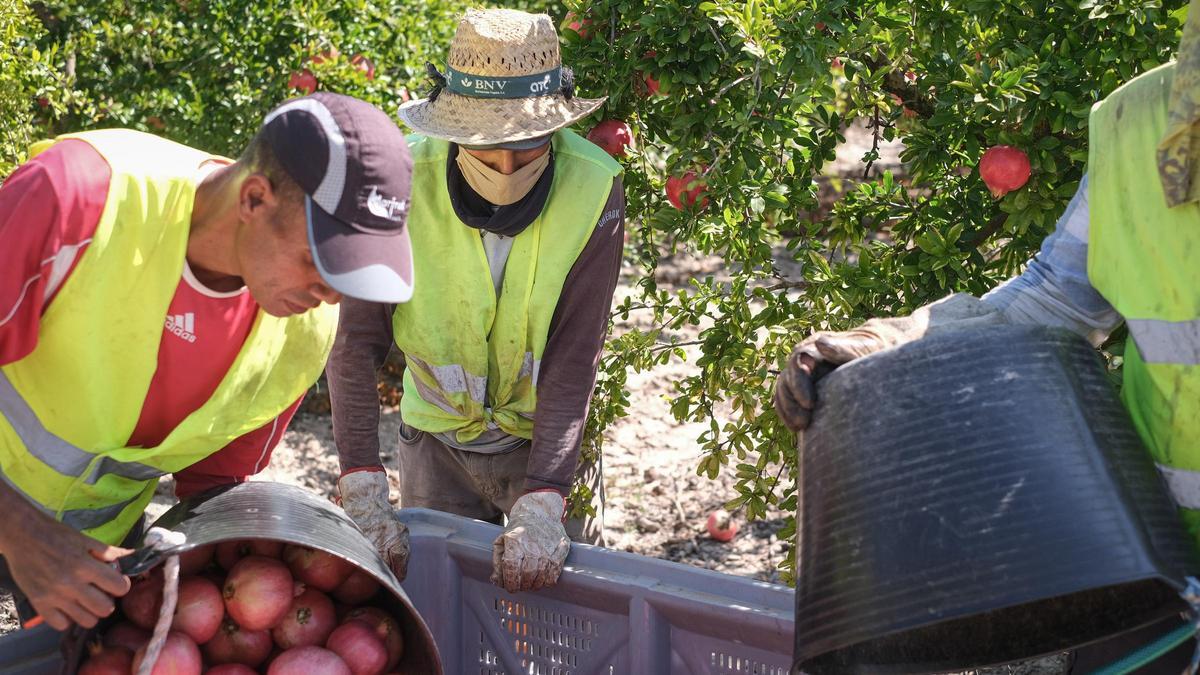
[979,145,1031,198]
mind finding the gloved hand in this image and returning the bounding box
[774,293,1005,432]
[491,490,570,594]
[338,469,410,581]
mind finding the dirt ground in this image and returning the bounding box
[0,122,1068,673]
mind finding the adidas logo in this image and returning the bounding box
[165,313,197,343]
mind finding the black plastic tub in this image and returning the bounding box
[0,481,442,674]
[792,325,1199,674]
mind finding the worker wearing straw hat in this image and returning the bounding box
[329,8,624,594]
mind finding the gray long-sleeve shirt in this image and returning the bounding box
[327,177,625,496]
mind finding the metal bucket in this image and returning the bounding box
[52,481,441,674]
[792,325,1200,674]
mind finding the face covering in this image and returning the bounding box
[456,147,551,206]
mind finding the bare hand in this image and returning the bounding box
[4,516,130,630]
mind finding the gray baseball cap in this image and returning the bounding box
[261,93,415,303]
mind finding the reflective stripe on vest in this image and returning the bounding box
[1088,62,1200,543]
[0,130,337,545]
[0,372,165,484]
[1128,318,1200,365]
[392,130,620,443]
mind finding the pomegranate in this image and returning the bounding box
[342,607,404,670]
[706,509,740,542]
[326,621,388,675]
[269,646,351,675]
[287,69,318,95]
[121,571,164,630]
[132,631,202,675]
[665,171,709,211]
[204,619,274,667]
[586,120,633,158]
[217,539,285,571]
[350,54,376,80]
[102,621,150,653]
[284,545,354,592]
[206,666,259,675]
[310,47,340,65]
[273,586,338,649]
[78,644,133,675]
[172,576,223,643]
[177,545,213,576]
[640,51,665,97]
[979,145,1031,198]
[224,555,294,630]
[332,568,380,605]
[561,11,592,39]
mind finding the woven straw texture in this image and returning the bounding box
[397,9,604,145]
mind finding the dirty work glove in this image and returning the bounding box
[491,491,570,594]
[774,293,1005,432]
[338,469,410,582]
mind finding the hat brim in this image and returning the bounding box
[306,197,414,304]
[397,91,605,145]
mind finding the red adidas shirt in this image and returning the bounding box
[0,139,302,498]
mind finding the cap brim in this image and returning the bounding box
[306,197,414,303]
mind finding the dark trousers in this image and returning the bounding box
[1069,615,1196,674]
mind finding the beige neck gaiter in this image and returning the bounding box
[456,148,551,206]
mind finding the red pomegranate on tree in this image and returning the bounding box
[666,170,709,211]
[287,69,318,95]
[587,120,633,158]
[640,51,666,97]
[979,145,1031,198]
[350,54,376,80]
[561,11,592,39]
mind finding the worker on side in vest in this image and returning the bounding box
[328,9,624,594]
[0,93,415,631]
[774,8,1200,671]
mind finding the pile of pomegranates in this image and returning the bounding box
[79,540,405,675]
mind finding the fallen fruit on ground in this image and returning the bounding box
[706,509,740,542]
[979,145,1031,198]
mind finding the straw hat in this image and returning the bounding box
[397,8,605,146]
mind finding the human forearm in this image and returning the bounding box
[327,298,396,472]
[526,179,625,494]
[981,175,1121,345]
